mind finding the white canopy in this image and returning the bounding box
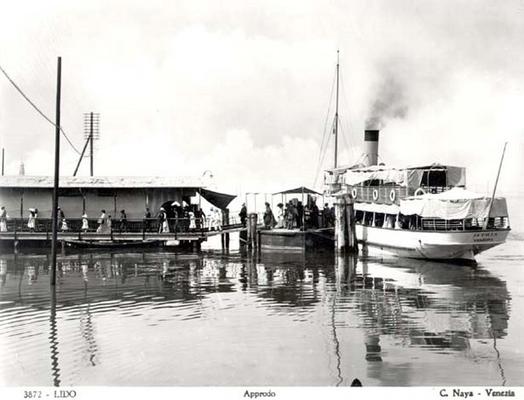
[337,164,466,188]
[400,188,508,219]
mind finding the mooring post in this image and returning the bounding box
[192,240,200,253]
[222,208,230,250]
[247,212,258,249]
[345,194,358,254]
[335,197,348,252]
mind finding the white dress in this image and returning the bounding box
[27,214,36,230]
[81,215,89,231]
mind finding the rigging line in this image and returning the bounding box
[313,66,337,187]
[339,72,357,156]
[314,120,334,187]
[316,67,337,164]
[0,63,82,155]
[314,119,334,187]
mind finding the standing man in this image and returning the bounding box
[239,203,247,227]
[119,209,127,233]
[144,207,152,232]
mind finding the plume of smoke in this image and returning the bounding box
[365,65,409,130]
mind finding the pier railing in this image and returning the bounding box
[2,217,245,236]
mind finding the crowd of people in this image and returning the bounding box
[0,203,224,234]
[238,199,335,231]
[1,199,336,234]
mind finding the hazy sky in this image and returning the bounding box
[1,0,523,198]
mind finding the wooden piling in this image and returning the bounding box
[335,198,348,252]
[345,194,358,254]
[192,240,201,253]
[221,209,230,250]
[247,213,258,249]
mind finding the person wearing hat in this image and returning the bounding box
[158,207,169,233]
[0,207,6,232]
[81,212,89,232]
[144,207,152,232]
[276,203,284,228]
[97,209,108,233]
[119,209,127,233]
[239,203,247,227]
[263,202,275,229]
[58,207,68,231]
[27,208,36,232]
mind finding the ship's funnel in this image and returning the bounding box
[364,130,379,166]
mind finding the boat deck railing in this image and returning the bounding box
[420,217,509,231]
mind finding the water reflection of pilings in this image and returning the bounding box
[49,288,61,387]
[0,259,7,286]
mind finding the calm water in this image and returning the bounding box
[0,227,523,386]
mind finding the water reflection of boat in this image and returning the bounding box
[337,255,510,355]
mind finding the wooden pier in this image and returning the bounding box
[0,218,247,250]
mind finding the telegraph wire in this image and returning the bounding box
[0,63,82,155]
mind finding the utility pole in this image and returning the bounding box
[1,148,4,175]
[89,112,93,176]
[50,57,61,287]
[73,112,99,176]
[334,50,340,169]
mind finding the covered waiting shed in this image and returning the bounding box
[0,175,235,220]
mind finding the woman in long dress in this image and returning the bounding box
[81,213,89,232]
[27,209,36,231]
[59,208,68,231]
[158,208,169,233]
[214,208,222,231]
[263,202,275,229]
[97,210,108,233]
[0,207,7,232]
[275,203,284,228]
[189,211,196,230]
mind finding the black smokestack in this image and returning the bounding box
[364,129,379,166]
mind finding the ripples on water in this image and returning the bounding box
[0,234,523,386]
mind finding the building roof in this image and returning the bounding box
[0,175,205,189]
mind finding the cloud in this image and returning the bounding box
[0,0,523,199]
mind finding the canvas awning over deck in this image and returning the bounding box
[273,187,322,195]
[199,188,236,210]
[400,188,508,219]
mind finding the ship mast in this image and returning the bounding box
[334,50,340,169]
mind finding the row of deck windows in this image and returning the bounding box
[354,210,509,231]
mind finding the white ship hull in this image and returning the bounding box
[355,224,510,261]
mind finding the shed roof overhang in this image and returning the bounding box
[0,175,205,189]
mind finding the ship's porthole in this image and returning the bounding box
[372,189,379,201]
[351,188,358,199]
[414,188,426,196]
[389,189,396,202]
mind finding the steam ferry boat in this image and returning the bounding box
[324,129,510,262]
